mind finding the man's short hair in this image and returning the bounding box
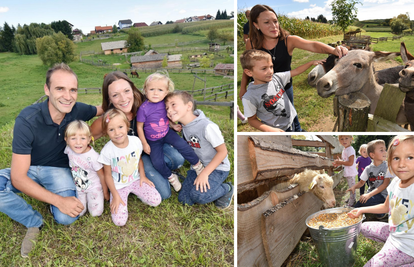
[45,63,78,89]
[367,139,386,159]
[240,49,271,71]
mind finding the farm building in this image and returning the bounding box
[175,19,186,23]
[130,53,182,69]
[133,22,148,28]
[118,19,133,29]
[150,21,163,26]
[95,26,112,34]
[130,53,168,69]
[101,40,127,55]
[167,54,183,68]
[214,64,234,76]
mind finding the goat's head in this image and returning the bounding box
[309,173,336,208]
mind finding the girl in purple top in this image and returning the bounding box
[137,72,204,192]
[356,144,371,196]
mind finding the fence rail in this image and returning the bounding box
[195,101,234,119]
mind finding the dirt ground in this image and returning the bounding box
[308,59,401,132]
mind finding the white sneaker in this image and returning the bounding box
[192,161,204,176]
[241,118,248,124]
[168,173,182,192]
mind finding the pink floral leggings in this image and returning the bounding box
[78,185,104,217]
[361,222,414,267]
[345,176,355,201]
[110,179,161,226]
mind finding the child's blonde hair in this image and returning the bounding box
[164,91,197,111]
[240,49,271,71]
[102,109,130,135]
[65,120,91,139]
[367,139,386,159]
[387,135,414,173]
[143,71,174,94]
[358,144,368,155]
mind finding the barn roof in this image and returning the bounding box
[168,54,182,61]
[134,22,148,27]
[130,53,168,63]
[101,40,127,51]
[214,64,234,70]
[119,19,132,24]
[95,26,112,32]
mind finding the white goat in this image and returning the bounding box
[289,169,336,208]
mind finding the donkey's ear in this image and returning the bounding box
[373,51,400,62]
[400,42,414,63]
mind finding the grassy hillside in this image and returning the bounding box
[0,26,234,265]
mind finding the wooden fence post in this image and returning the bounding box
[334,92,371,132]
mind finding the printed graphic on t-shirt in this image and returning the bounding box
[111,150,140,183]
[367,171,385,188]
[149,118,169,139]
[71,166,90,190]
[389,193,414,233]
[261,90,289,118]
[187,135,201,149]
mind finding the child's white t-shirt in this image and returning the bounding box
[98,136,143,190]
[342,146,358,177]
[387,177,414,257]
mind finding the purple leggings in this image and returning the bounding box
[361,222,414,266]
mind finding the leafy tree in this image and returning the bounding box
[390,19,408,34]
[1,22,15,52]
[199,55,212,68]
[172,24,181,33]
[317,14,328,23]
[207,27,219,42]
[331,0,361,33]
[223,10,228,19]
[36,31,75,66]
[112,25,118,34]
[305,16,310,20]
[166,21,174,24]
[352,136,394,154]
[219,31,233,45]
[126,28,145,52]
[14,23,54,55]
[51,20,73,40]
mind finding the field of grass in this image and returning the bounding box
[237,34,414,132]
[0,28,234,265]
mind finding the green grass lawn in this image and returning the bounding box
[0,31,234,264]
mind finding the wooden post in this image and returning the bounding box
[334,92,371,132]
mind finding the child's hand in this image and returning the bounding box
[143,143,151,154]
[140,175,155,188]
[332,157,342,167]
[110,194,125,214]
[171,123,182,132]
[194,173,210,193]
[346,187,355,194]
[312,59,326,66]
[359,193,370,204]
[348,208,363,219]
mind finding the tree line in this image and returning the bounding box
[0,20,73,54]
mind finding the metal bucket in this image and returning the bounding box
[305,207,365,267]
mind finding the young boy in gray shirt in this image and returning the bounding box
[240,49,323,132]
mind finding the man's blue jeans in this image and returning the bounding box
[178,169,229,206]
[0,166,78,228]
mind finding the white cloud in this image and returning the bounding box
[0,7,9,13]
[363,0,389,3]
[179,9,186,14]
[293,0,309,2]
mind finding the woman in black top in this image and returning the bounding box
[239,4,348,132]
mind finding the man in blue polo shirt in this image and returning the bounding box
[0,63,102,257]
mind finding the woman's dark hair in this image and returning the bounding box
[102,71,144,117]
[249,4,289,49]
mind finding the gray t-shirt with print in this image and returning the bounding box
[360,161,394,198]
[242,71,296,131]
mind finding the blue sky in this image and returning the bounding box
[238,0,414,21]
[0,0,234,33]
